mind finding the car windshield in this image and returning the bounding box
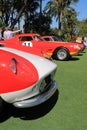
[19,36,33,41]
[54,36,65,41]
[33,36,45,41]
[53,36,60,41]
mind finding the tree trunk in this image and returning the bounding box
[58,11,62,36]
[11,0,28,29]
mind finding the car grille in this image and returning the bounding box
[39,75,53,93]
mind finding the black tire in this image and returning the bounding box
[0,97,4,114]
[53,47,70,61]
[0,97,11,122]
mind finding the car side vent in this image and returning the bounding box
[0,44,4,47]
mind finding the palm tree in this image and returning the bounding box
[44,0,79,35]
[40,0,42,15]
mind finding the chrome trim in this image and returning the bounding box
[13,81,57,108]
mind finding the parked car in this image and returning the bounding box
[0,33,79,61]
[41,35,85,53]
[0,46,57,117]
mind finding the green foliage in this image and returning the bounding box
[0,0,39,28]
[0,0,52,33]
[33,14,52,35]
[62,8,78,41]
[0,20,5,29]
[76,19,87,37]
[44,0,79,36]
[23,13,52,35]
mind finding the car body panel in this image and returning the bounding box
[0,49,38,93]
[0,47,57,108]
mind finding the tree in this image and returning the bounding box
[76,19,87,37]
[0,0,27,28]
[23,0,51,34]
[62,7,78,41]
[33,13,51,35]
[44,0,79,35]
[11,0,28,29]
[0,0,39,30]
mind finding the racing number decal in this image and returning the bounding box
[22,41,33,47]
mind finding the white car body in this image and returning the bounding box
[0,47,57,109]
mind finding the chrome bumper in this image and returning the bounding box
[13,81,57,108]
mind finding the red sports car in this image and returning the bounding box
[0,33,79,61]
[0,46,57,118]
[41,35,85,53]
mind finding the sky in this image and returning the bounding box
[74,0,87,20]
[42,0,87,28]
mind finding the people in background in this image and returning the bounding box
[76,35,82,43]
[0,27,3,40]
[3,26,21,40]
[83,34,87,48]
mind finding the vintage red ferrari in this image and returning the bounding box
[41,35,85,53]
[0,46,58,118]
[0,33,79,61]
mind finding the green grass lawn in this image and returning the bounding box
[0,51,87,130]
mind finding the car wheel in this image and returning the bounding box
[53,48,70,61]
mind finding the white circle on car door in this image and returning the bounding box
[22,41,33,47]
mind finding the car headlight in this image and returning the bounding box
[10,58,17,74]
[39,74,53,93]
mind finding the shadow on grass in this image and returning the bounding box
[69,56,80,61]
[77,53,83,56]
[0,89,59,123]
[69,51,86,61]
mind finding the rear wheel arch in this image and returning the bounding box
[52,47,70,61]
